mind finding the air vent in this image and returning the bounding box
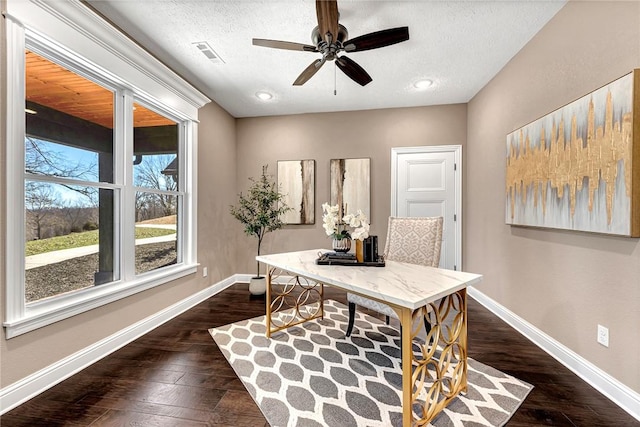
[192,41,225,64]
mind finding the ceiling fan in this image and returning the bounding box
[252,0,409,87]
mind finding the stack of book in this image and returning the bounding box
[316,251,385,267]
[319,252,357,263]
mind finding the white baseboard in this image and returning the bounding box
[234,273,255,284]
[467,286,640,422]
[0,274,240,415]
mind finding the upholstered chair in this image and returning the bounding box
[345,216,444,337]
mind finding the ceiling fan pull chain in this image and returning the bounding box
[334,62,337,95]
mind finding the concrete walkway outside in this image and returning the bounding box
[25,225,176,270]
[134,224,176,230]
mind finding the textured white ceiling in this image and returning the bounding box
[86,0,566,118]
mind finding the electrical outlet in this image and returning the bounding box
[203,267,208,278]
[597,324,609,347]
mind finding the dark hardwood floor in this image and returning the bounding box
[1,284,637,426]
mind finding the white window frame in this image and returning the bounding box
[3,0,209,338]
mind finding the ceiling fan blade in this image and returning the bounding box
[316,0,339,44]
[343,27,410,52]
[252,39,318,52]
[293,58,326,86]
[336,56,372,86]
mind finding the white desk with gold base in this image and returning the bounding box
[256,249,483,427]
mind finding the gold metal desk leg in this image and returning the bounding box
[265,266,273,338]
[459,288,468,393]
[264,267,324,338]
[397,289,469,426]
[400,307,414,427]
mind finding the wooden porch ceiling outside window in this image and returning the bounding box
[26,50,174,128]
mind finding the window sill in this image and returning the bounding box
[3,264,198,338]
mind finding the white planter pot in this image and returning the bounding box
[249,276,267,295]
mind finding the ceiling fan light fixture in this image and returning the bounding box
[252,1,409,87]
[413,79,433,90]
[256,91,273,101]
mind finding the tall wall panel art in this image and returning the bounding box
[330,158,371,220]
[278,160,315,224]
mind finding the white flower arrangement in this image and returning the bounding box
[343,210,370,241]
[322,203,370,241]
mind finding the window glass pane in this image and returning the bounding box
[25,137,99,182]
[25,182,117,303]
[26,50,114,183]
[133,103,180,276]
[133,102,178,188]
[134,154,178,191]
[135,192,178,275]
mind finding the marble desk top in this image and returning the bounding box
[257,249,483,310]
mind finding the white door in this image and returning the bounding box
[391,146,461,271]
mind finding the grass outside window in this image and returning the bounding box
[26,227,175,256]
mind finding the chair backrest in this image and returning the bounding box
[382,216,443,267]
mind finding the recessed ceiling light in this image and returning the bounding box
[256,91,273,101]
[25,108,37,115]
[413,79,433,89]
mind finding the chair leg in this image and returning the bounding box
[346,302,356,337]
[424,318,431,334]
[424,315,433,346]
[397,318,430,350]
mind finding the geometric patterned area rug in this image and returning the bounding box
[209,300,532,427]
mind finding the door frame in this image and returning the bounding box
[391,145,462,270]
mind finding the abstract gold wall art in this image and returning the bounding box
[506,70,640,236]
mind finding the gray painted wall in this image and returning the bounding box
[466,1,640,392]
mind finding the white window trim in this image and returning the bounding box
[3,0,210,338]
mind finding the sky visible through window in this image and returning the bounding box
[26,138,98,206]
[27,138,177,206]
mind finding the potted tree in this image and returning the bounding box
[230,165,291,295]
